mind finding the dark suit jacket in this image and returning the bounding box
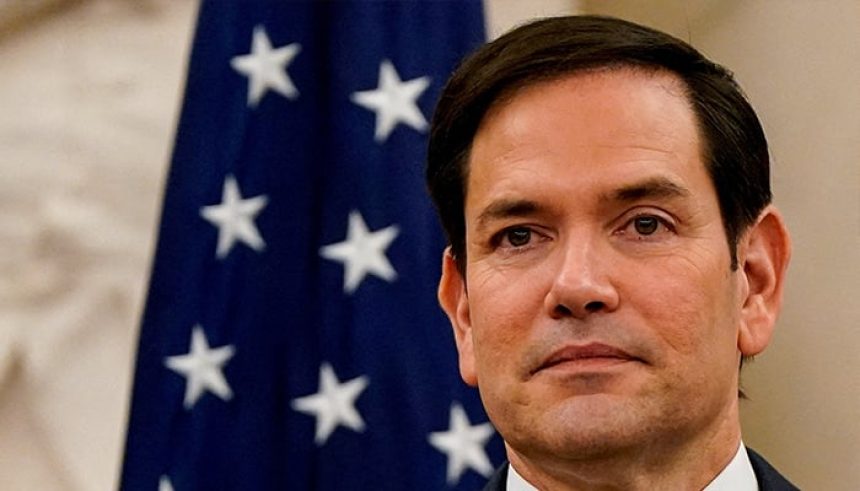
[482,447,799,490]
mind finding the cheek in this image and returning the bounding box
[626,255,737,361]
[467,266,547,372]
[466,271,546,433]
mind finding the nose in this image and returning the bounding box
[543,236,620,319]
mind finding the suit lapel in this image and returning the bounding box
[482,462,508,491]
[747,447,800,491]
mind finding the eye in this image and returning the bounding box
[504,227,532,247]
[618,213,675,241]
[632,215,660,235]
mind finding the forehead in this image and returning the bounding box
[465,69,707,213]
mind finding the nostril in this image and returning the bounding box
[584,301,605,313]
[552,301,605,317]
[553,304,573,317]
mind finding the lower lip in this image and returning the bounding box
[540,357,635,373]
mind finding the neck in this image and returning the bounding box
[507,402,742,490]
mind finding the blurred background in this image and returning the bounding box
[0,0,857,489]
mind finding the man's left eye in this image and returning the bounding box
[633,215,660,235]
[504,227,532,247]
[618,213,675,240]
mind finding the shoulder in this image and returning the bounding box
[482,462,508,491]
[746,447,801,491]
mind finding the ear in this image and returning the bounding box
[438,248,478,386]
[737,206,792,356]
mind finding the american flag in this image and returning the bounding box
[119,1,503,490]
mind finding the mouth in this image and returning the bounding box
[532,342,641,375]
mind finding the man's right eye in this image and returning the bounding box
[503,227,532,247]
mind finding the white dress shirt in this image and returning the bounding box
[506,442,758,491]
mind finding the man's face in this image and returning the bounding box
[440,69,752,460]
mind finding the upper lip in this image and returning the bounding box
[534,342,638,374]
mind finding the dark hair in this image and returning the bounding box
[426,15,771,271]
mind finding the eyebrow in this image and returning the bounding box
[604,177,691,203]
[475,199,542,232]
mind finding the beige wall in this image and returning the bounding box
[483,0,576,38]
[0,1,197,489]
[583,2,860,489]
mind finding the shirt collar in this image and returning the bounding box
[702,442,758,491]
[506,463,536,491]
[505,442,758,491]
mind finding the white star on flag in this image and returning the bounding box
[320,210,399,293]
[200,174,268,259]
[231,25,301,107]
[164,326,235,409]
[428,402,495,485]
[291,363,369,445]
[351,59,430,142]
[159,476,174,491]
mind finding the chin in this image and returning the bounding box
[500,393,661,460]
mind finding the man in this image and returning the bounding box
[426,16,796,491]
